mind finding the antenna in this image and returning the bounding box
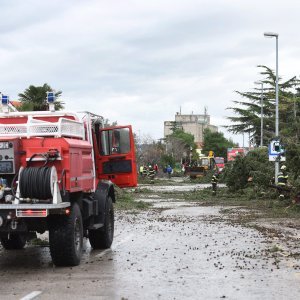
[204,106,208,124]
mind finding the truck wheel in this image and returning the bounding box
[89,196,114,249]
[0,233,27,250]
[49,203,83,266]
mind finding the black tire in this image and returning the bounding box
[0,233,27,250]
[49,203,83,266]
[89,196,114,249]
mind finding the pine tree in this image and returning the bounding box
[226,65,300,146]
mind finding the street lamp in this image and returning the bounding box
[264,31,279,183]
[255,81,264,147]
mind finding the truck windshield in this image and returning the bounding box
[100,128,130,155]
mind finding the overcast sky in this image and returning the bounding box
[1,0,300,145]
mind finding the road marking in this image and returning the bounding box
[20,291,42,300]
[95,234,134,258]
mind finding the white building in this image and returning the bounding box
[164,112,218,148]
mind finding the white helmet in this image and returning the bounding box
[280,165,287,171]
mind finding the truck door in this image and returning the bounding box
[97,125,137,187]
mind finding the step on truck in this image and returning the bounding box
[0,94,137,266]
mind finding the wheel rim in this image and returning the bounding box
[74,217,82,253]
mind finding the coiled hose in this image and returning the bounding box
[19,167,53,200]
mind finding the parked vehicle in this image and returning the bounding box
[214,157,225,173]
[0,94,137,266]
[185,156,214,179]
[227,147,246,162]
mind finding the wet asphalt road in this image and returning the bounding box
[0,183,300,300]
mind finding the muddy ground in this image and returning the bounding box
[0,177,300,299]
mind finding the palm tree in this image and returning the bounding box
[18,83,64,111]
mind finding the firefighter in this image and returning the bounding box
[139,165,144,176]
[277,165,289,198]
[148,165,156,183]
[211,172,219,194]
[142,165,148,178]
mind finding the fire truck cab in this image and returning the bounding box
[0,95,137,266]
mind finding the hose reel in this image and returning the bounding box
[19,166,58,200]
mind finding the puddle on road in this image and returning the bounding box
[139,183,226,192]
[161,206,221,216]
[136,197,197,209]
[136,197,179,203]
[153,201,197,208]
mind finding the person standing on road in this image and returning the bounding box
[277,165,289,198]
[142,165,148,178]
[211,172,219,195]
[139,165,144,176]
[154,163,159,174]
[166,165,172,179]
[148,165,156,183]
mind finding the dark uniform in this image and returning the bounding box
[277,167,288,198]
[211,173,219,194]
[142,166,148,178]
[148,166,156,183]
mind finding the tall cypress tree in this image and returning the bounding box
[226,65,300,146]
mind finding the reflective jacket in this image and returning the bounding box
[148,168,155,178]
[277,172,288,186]
[211,175,219,184]
[142,168,148,176]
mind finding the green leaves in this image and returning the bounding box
[202,129,235,158]
[224,148,273,191]
[18,83,64,111]
[166,129,197,163]
[226,65,300,146]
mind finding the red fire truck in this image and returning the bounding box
[214,157,225,173]
[0,94,137,266]
[227,147,246,162]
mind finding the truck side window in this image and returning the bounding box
[100,130,110,155]
[118,128,130,154]
[100,128,131,155]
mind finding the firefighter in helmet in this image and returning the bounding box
[211,172,219,194]
[142,165,148,178]
[277,165,288,198]
[148,165,156,184]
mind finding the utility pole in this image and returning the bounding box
[255,81,264,147]
[264,31,279,183]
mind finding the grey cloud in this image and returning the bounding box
[1,0,300,144]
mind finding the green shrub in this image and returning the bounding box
[224,147,273,192]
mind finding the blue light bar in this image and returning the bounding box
[1,95,9,105]
[47,92,55,103]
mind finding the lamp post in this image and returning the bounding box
[264,31,279,183]
[255,81,264,147]
[295,88,300,140]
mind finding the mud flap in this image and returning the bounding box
[94,181,115,224]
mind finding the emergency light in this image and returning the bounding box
[1,95,9,105]
[47,92,55,103]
